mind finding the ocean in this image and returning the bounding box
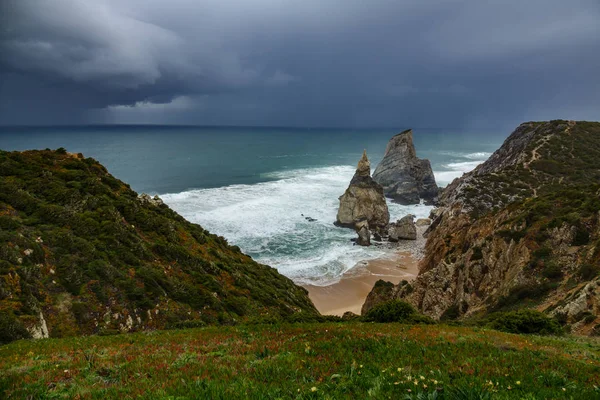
[0,125,505,285]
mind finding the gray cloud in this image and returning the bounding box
[1,0,599,128]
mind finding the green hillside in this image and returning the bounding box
[0,149,317,343]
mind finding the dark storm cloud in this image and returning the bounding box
[1,0,599,128]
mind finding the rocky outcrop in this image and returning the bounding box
[139,193,164,207]
[336,150,389,234]
[373,129,439,205]
[355,219,371,246]
[388,215,417,241]
[362,121,600,334]
[416,218,432,226]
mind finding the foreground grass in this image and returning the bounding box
[1,323,600,399]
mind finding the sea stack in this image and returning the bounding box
[336,150,390,237]
[372,129,438,205]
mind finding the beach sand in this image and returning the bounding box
[304,250,420,316]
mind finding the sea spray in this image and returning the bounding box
[162,165,433,286]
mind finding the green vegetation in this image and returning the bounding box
[485,310,563,335]
[2,323,599,399]
[0,149,317,343]
[363,300,434,324]
[431,121,600,322]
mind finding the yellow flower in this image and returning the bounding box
[423,384,428,389]
[562,388,566,391]
[420,375,425,380]
[414,380,419,386]
[433,380,438,385]
[311,387,317,392]
[397,367,403,372]
[516,381,521,385]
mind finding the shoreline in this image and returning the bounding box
[303,225,427,316]
[304,250,420,316]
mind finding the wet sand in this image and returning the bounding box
[304,251,420,316]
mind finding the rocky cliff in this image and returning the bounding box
[363,121,600,335]
[373,129,438,205]
[0,149,318,343]
[336,150,389,234]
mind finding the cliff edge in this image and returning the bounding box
[363,121,600,335]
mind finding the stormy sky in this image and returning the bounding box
[1,0,599,129]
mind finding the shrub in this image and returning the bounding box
[572,228,590,246]
[494,282,556,310]
[364,300,415,322]
[363,300,433,324]
[487,310,562,335]
[578,263,600,280]
[440,301,469,321]
[542,262,563,280]
[470,247,483,261]
[0,312,31,344]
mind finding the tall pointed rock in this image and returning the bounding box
[373,129,438,205]
[335,150,389,233]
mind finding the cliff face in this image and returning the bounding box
[364,121,600,334]
[372,129,438,205]
[336,150,390,233]
[0,150,318,343]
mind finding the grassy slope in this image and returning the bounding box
[0,149,317,341]
[1,323,600,399]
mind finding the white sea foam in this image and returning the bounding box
[433,152,491,186]
[162,165,432,286]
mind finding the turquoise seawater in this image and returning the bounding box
[0,126,505,285]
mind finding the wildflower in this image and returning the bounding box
[516,381,521,385]
[397,367,403,372]
[562,388,566,392]
[508,386,512,390]
[360,364,363,368]
[406,389,412,393]
[423,384,428,389]
[414,380,419,386]
[420,375,425,380]
[433,380,438,385]
[394,382,400,385]
[311,387,317,392]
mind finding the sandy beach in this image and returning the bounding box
[304,250,420,316]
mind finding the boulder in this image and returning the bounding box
[355,219,371,246]
[388,215,417,241]
[336,150,390,233]
[372,129,439,205]
[139,193,164,206]
[416,218,432,226]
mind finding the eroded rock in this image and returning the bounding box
[373,129,439,205]
[336,150,389,233]
[388,215,417,241]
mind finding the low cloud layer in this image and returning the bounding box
[1,0,599,129]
